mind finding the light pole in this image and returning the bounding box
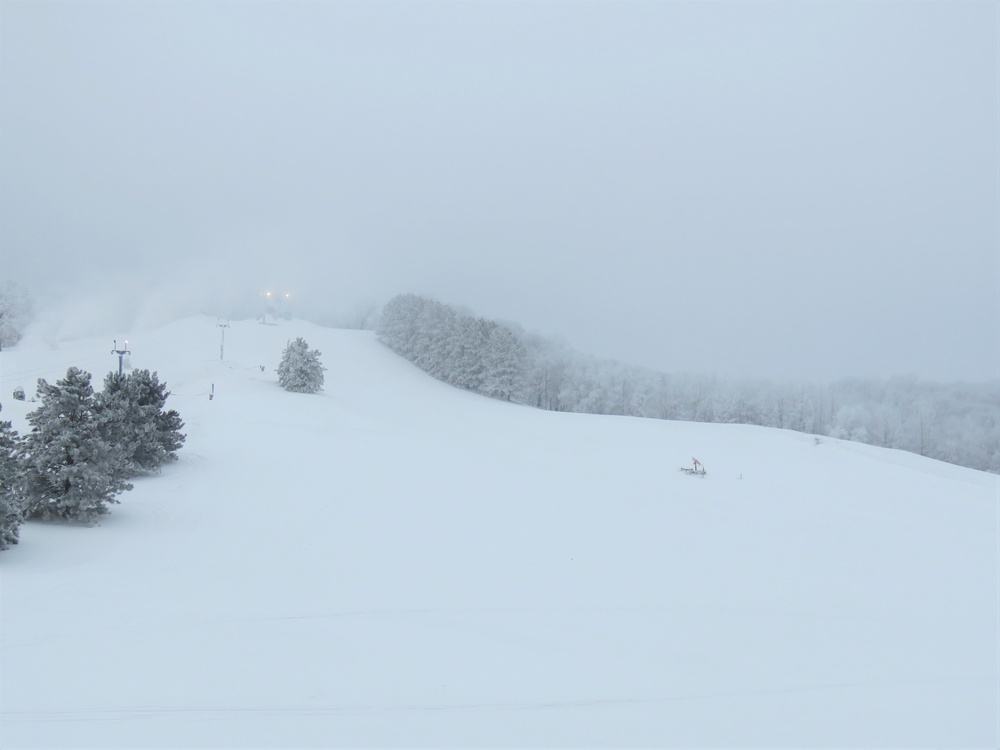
[217,321,230,361]
[111,339,130,377]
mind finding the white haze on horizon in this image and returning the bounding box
[2,1,997,384]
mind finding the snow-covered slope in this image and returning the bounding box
[1,317,997,748]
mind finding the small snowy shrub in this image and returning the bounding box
[277,337,326,393]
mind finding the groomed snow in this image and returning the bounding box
[1,317,997,748]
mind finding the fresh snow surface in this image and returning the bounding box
[1,317,997,748]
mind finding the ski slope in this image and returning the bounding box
[1,316,997,748]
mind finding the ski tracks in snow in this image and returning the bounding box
[2,674,986,724]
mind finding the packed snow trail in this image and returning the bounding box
[1,317,997,748]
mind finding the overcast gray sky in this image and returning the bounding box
[1,0,997,382]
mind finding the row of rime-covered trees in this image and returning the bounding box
[376,294,1000,474]
[520,340,1000,472]
[0,367,185,550]
[378,294,527,401]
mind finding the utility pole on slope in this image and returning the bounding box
[111,339,130,377]
[217,320,230,361]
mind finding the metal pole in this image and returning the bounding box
[217,321,230,361]
[111,339,130,376]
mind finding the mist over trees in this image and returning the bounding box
[0,280,32,351]
[378,294,999,474]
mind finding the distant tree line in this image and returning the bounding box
[378,294,527,401]
[0,368,185,550]
[0,280,32,351]
[377,294,1000,474]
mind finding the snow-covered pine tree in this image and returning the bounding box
[377,294,422,357]
[452,316,489,392]
[0,419,26,550]
[21,368,132,523]
[98,371,150,478]
[98,369,186,476]
[156,406,186,463]
[482,323,527,401]
[414,299,456,381]
[277,337,326,393]
[377,295,530,402]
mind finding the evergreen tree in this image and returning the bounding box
[156,406,186,463]
[452,316,489,392]
[98,369,186,476]
[277,337,326,393]
[21,368,132,523]
[482,323,527,401]
[0,419,25,550]
[377,294,423,357]
[378,295,530,403]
